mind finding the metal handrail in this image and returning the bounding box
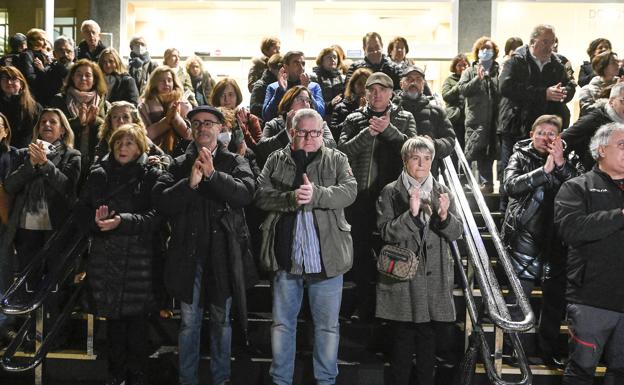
[440,144,534,385]
[448,141,534,331]
[0,212,89,372]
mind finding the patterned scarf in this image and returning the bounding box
[66,87,99,118]
[401,170,434,222]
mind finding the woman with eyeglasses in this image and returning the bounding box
[138,66,192,157]
[49,59,109,184]
[255,85,335,168]
[0,66,42,149]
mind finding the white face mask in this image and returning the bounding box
[217,131,232,146]
[132,45,147,56]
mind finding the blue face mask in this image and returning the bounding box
[478,49,494,62]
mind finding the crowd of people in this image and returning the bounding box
[0,17,621,385]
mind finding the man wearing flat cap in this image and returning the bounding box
[154,105,257,385]
[339,72,416,320]
[393,66,456,175]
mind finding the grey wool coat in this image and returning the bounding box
[375,177,463,323]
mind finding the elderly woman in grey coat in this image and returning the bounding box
[376,136,462,385]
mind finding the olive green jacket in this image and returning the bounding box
[254,145,357,277]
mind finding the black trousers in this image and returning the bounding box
[390,320,455,385]
[107,316,149,376]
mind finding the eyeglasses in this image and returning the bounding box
[294,96,311,104]
[0,76,19,82]
[294,130,323,138]
[533,130,558,140]
[191,120,221,129]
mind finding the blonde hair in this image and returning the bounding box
[109,123,149,155]
[99,101,143,142]
[98,47,127,74]
[33,108,75,149]
[142,66,183,101]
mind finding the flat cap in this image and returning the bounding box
[365,72,394,89]
[187,105,224,123]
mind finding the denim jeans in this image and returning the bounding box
[271,270,343,385]
[178,262,232,385]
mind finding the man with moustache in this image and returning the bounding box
[154,105,256,385]
[392,66,456,174]
[38,36,75,105]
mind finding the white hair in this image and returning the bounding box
[590,122,624,161]
[80,20,101,33]
[292,108,323,132]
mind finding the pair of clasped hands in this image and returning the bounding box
[408,188,450,222]
[543,135,566,173]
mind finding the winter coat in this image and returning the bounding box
[0,95,42,149]
[2,145,81,255]
[254,115,336,168]
[457,62,500,161]
[15,49,49,102]
[578,76,612,117]
[392,92,456,171]
[577,61,594,88]
[105,72,140,106]
[498,45,575,138]
[80,154,161,319]
[153,143,257,330]
[501,139,576,280]
[441,73,464,130]
[555,167,624,312]
[329,96,360,141]
[310,66,346,122]
[561,101,614,171]
[262,81,325,122]
[254,145,357,276]
[190,71,216,107]
[248,56,268,93]
[93,138,171,170]
[38,62,71,107]
[345,55,402,91]
[250,70,277,120]
[338,105,416,196]
[128,53,158,94]
[76,40,106,62]
[375,177,462,323]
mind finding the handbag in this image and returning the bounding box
[377,244,420,281]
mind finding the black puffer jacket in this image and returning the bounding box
[392,91,456,169]
[498,45,575,138]
[250,70,277,120]
[501,139,576,280]
[345,55,402,90]
[338,105,416,195]
[577,61,594,88]
[555,167,624,312]
[329,96,360,141]
[311,66,346,122]
[80,154,161,319]
[561,101,614,171]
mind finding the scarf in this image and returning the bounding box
[66,87,99,118]
[152,92,183,153]
[401,170,434,222]
[24,141,65,213]
[606,103,624,124]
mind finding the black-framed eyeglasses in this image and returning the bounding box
[191,120,221,129]
[294,130,323,138]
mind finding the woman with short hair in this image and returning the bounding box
[98,48,140,106]
[248,36,281,92]
[311,47,346,124]
[138,66,192,156]
[441,53,468,150]
[376,136,462,385]
[578,38,612,87]
[16,28,50,99]
[78,122,162,385]
[387,36,414,70]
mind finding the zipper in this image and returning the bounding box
[367,136,376,189]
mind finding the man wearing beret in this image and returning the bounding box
[338,72,416,320]
[154,105,257,385]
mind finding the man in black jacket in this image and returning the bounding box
[154,106,256,385]
[498,24,575,184]
[555,122,624,385]
[562,83,624,171]
[345,32,402,91]
[393,66,456,175]
[76,20,106,62]
[37,36,75,106]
